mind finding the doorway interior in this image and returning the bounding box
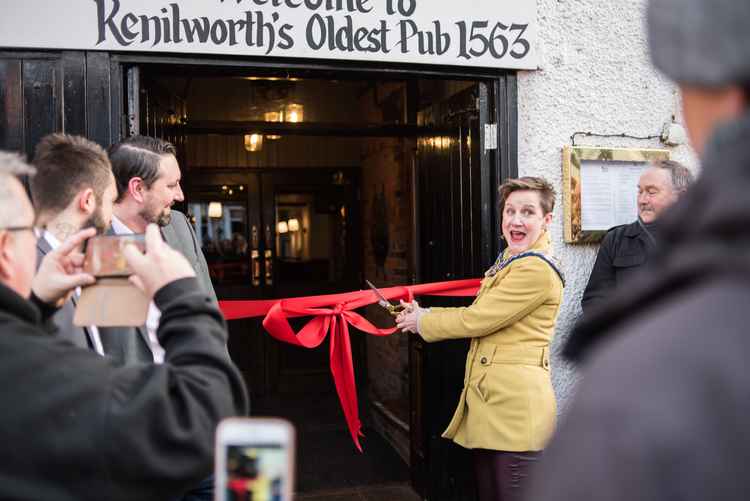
[126,61,505,499]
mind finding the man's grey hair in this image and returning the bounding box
[0,151,36,228]
[652,159,694,193]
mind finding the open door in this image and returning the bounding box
[410,83,494,501]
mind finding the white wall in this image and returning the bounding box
[517,0,698,412]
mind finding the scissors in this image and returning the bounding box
[365,279,408,317]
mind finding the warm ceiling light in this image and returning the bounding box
[208,202,223,219]
[277,221,289,234]
[285,103,304,123]
[244,133,263,152]
[287,218,300,232]
[264,111,282,140]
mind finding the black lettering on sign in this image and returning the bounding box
[456,20,531,60]
[386,0,416,17]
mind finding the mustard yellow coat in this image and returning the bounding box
[418,234,563,452]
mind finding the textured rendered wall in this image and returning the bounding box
[517,0,698,412]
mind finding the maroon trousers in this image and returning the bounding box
[473,449,541,501]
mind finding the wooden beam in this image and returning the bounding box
[180,120,456,137]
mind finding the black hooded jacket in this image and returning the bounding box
[0,277,248,500]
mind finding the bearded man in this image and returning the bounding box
[108,135,220,501]
[30,133,118,352]
[107,135,216,364]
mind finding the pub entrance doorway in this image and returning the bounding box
[0,50,517,499]
[124,61,510,500]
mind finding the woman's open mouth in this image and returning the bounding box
[510,231,526,242]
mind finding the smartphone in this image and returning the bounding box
[214,418,296,501]
[82,234,145,277]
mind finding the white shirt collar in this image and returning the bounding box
[43,230,62,250]
[110,214,136,235]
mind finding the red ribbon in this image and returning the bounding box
[219,278,481,451]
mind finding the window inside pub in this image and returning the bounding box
[188,186,249,284]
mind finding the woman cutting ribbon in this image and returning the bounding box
[396,176,565,501]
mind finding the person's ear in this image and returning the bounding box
[79,188,96,216]
[543,212,553,229]
[0,231,15,282]
[128,177,146,203]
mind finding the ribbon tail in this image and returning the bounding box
[329,316,363,452]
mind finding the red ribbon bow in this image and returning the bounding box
[220,278,481,451]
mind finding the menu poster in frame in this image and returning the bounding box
[563,146,670,244]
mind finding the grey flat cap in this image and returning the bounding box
[648,0,750,86]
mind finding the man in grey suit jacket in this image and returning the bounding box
[29,133,118,353]
[107,135,221,501]
[107,136,217,365]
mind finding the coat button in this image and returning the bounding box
[480,356,488,365]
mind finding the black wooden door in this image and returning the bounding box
[0,50,121,157]
[410,83,494,501]
[185,167,363,403]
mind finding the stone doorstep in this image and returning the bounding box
[295,482,421,501]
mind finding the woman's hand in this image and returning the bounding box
[396,300,428,334]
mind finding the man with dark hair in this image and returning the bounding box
[105,135,216,364]
[29,133,118,351]
[0,151,248,500]
[527,1,750,500]
[108,135,219,501]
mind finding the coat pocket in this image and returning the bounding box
[471,372,489,402]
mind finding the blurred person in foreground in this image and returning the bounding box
[29,133,117,354]
[526,1,750,500]
[397,177,565,501]
[0,152,248,500]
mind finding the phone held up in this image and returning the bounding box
[73,234,149,328]
[214,418,296,501]
[82,234,146,277]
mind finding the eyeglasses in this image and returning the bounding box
[0,225,44,239]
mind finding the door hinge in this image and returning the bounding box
[484,123,498,151]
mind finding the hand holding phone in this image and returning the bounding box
[32,228,96,306]
[215,418,296,501]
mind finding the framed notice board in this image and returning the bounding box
[563,146,670,244]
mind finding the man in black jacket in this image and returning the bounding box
[0,151,248,500]
[580,160,693,314]
[569,160,693,360]
[527,1,750,500]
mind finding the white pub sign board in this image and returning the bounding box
[0,0,537,70]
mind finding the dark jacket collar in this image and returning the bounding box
[0,281,41,326]
[623,220,643,238]
[569,112,750,363]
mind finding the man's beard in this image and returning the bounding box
[139,205,172,227]
[83,207,109,234]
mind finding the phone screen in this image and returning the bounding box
[222,443,289,501]
[83,234,146,277]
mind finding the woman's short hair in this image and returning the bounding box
[499,176,556,215]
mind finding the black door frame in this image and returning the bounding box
[112,53,518,499]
